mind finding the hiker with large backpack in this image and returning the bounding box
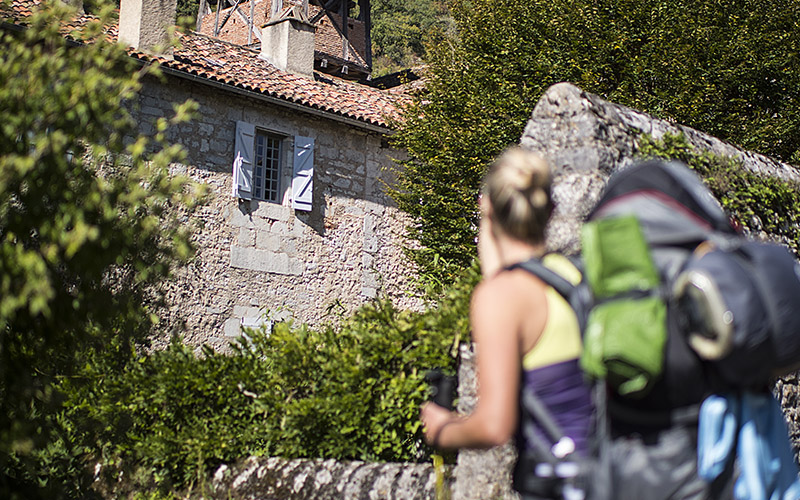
[423,151,800,499]
[516,158,800,499]
[420,147,595,500]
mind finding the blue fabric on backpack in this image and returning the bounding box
[698,393,800,500]
[698,394,739,480]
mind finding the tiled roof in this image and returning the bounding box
[4,0,105,35]
[3,0,401,130]
[151,33,400,128]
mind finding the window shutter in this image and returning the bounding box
[292,135,314,211]
[232,121,255,199]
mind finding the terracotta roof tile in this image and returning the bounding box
[146,32,401,127]
[3,0,400,129]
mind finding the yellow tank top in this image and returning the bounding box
[521,254,583,371]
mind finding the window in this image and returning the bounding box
[233,120,314,211]
[253,131,282,202]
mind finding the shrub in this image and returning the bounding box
[62,265,479,494]
[637,132,800,255]
[391,0,800,286]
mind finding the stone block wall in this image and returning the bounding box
[207,456,450,500]
[133,74,421,351]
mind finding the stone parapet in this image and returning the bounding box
[208,456,450,500]
[523,82,800,254]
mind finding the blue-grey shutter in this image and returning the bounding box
[292,135,314,211]
[232,121,255,199]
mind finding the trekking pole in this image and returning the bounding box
[425,370,457,500]
[433,453,447,500]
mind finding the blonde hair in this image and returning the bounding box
[484,147,553,245]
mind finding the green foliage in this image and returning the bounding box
[637,133,800,255]
[64,339,272,491]
[176,0,211,25]
[370,0,449,76]
[392,0,800,285]
[565,0,800,164]
[0,1,205,497]
[390,0,542,284]
[176,0,198,21]
[66,265,478,493]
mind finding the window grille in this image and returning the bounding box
[253,131,282,202]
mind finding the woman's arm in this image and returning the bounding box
[422,276,545,449]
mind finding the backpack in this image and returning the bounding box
[512,159,800,499]
[520,159,800,399]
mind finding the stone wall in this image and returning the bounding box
[453,82,800,499]
[207,457,451,500]
[132,74,421,350]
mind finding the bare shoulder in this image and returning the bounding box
[472,269,547,312]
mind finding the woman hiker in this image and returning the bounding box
[420,147,594,500]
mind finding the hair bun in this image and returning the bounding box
[484,147,553,245]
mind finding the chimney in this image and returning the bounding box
[260,5,316,78]
[118,0,177,57]
[61,0,84,15]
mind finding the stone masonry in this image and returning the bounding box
[207,457,450,500]
[133,74,421,351]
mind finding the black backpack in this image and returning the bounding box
[521,159,800,401]
[512,159,800,499]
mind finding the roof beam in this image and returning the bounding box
[339,0,348,62]
[215,0,242,36]
[233,1,261,43]
[359,0,370,68]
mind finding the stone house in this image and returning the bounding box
[126,0,424,350]
[7,0,420,351]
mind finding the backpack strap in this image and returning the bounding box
[507,256,591,333]
[506,257,576,304]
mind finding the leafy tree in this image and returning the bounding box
[370,0,449,76]
[177,0,200,23]
[391,0,800,284]
[0,1,203,497]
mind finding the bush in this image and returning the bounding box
[62,265,479,494]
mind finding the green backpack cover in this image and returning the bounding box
[579,215,666,397]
